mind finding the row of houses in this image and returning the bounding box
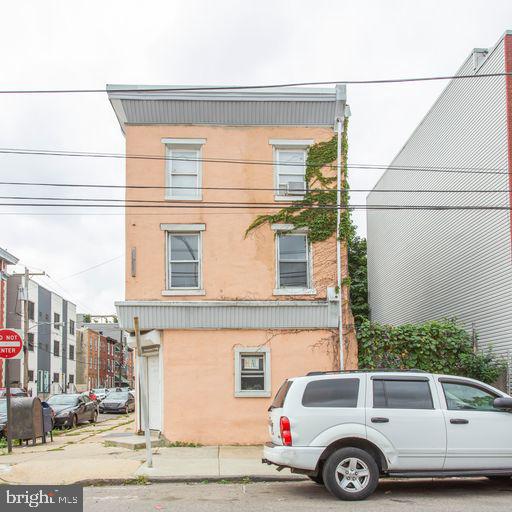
[0,250,134,396]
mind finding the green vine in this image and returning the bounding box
[245,118,355,243]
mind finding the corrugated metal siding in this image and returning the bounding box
[367,41,512,376]
[121,100,337,126]
[115,300,338,330]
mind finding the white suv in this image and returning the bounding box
[262,370,512,501]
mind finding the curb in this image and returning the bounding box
[76,475,307,486]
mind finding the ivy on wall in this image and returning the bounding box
[246,119,354,244]
[358,318,506,384]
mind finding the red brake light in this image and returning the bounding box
[280,416,292,446]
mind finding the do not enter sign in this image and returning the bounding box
[0,329,23,359]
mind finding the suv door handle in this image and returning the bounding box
[450,418,469,424]
[371,417,389,423]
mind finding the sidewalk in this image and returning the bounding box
[135,445,302,481]
[0,414,300,484]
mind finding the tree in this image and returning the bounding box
[348,236,369,325]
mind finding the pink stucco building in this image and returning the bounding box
[108,85,347,444]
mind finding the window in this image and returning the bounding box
[69,345,75,361]
[54,313,60,328]
[28,333,35,351]
[302,378,360,408]
[234,347,271,397]
[168,233,201,289]
[28,370,34,382]
[271,380,292,409]
[275,148,306,197]
[28,301,35,320]
[277,234,310,289]
[373,379,433,409]
[442,381,498,411]
[69,374,74,384]
[165,141,204,200]
[53,340,60,357]
[53,373,59,383]
[69,320,75,335]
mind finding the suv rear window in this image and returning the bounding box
[270,380,292,409]
[373,379,433,409]
[302,378,359,408]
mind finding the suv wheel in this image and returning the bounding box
[323,447,379,501]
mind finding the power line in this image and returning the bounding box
[0,147,508,174]
[0,201,510,211]
[58,255,124,280]
[0,73,510,94]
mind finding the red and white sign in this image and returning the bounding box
[0,329,23,359]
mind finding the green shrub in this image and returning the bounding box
[358,318,506,384]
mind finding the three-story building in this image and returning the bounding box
[108,85,347,444]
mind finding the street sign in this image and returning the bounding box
[0,329,23,359]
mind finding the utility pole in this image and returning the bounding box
[12,268,45,391]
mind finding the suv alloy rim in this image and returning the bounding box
[335,457,370,493]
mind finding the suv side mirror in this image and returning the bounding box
[493,397,512,410]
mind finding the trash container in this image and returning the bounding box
[41,401,54,443]
[9,397,44,445]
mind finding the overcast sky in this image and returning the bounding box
[0,0,510,314]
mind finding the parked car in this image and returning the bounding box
[0,399,6,438]
[263,370,512,501]
[99,390,135,414]
[0,388,27,398]
[92,388,109,402]
[47,394,98,428]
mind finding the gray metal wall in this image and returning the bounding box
[366,39,511,368]
[37,286,51,393]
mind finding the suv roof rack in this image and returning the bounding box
[306,368,429,376]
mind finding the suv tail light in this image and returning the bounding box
[280,416,292,446]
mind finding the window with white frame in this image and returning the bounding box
[275,148,307,197]
[167,232,201,289]
[277,233,310,289]
[164,140,205,200]
[234,347,271,397]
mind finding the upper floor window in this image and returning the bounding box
[69,319,75,335]
[163,139,206,201]
[277,233,310,290]
[54,312,60,328]
[168,232,201,289]
[28,301,35,321]
[270,140,312,200]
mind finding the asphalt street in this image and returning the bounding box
[84,478,512,512]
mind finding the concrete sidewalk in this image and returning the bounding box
[135,445,302,481]
[0,414,300,484]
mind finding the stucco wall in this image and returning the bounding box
[124,125,336,302]
[161,328,336,445]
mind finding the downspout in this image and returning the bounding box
[336,116,344,370]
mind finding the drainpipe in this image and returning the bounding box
[336,116,344,370]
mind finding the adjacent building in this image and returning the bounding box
[367,31,512,391]
[5,276,77,397]
[0,247,19,386]
[108,84,347,444]
[76,319,134,390]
